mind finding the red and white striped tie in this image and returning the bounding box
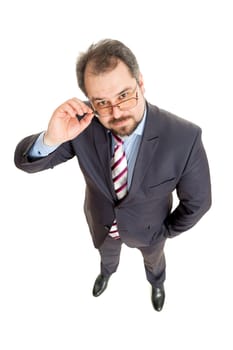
[108,134,128,240]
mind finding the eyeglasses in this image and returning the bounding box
[91,84,138,117]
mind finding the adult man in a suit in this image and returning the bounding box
[14,39,211,311]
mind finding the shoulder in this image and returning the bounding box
[146,102,202,141]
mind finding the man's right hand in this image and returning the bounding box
[43,98,95,146]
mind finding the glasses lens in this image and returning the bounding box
[96,106,112,117]
[118,98,137,111]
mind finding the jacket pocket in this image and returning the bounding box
[149,177,176,188]
[148,178,176,198]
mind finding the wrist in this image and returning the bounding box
[43,132,59,146]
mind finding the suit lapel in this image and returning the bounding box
[124,105,160,203]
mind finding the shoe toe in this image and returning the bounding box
[92,274,109,297]
[151,287,165,311]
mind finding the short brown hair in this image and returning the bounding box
[76,39,140,96]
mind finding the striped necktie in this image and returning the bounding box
[108,134,128,240]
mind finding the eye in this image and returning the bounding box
[119,91,129,100]
[96,100,108,107]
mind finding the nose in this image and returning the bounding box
[111,105,122,119]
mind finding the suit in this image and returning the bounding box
[14,102,212,249]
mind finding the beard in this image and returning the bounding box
[108,115,140,136]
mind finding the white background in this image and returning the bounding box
[0,0,232,349]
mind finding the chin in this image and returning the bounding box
[118,122,139,136]
[111,125,130,136]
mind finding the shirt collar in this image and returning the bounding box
[134,106,147,136]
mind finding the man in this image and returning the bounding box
[14,39,211,311]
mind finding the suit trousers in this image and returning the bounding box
[98,235,166,288]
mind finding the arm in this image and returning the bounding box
[165,129,212,237]
[14,98,94,173]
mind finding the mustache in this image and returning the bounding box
[110,116,132,124]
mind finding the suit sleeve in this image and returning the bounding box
[14,133,75,173]
[165,128,212,237]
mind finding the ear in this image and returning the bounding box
[138,72,145,94]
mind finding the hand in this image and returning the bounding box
[44,98,94,146]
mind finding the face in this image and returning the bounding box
[84,60,146,136]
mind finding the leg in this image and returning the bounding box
[138,239,166,288]
[98,235,122,277]
[139,239,166,311]
[93,236,122,297]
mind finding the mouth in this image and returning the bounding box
[111,117,131,126]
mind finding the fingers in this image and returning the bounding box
[79,112,95,128]
[58,98,94,118]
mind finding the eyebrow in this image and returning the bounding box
[92,86,132,102]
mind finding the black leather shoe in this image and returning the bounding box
[92,274,110,297]
[151,286,165,311]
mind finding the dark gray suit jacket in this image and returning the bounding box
[14,102,211,248]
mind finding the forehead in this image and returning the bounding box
[84,60,135,99]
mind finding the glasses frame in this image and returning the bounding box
[90,83,139,118]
